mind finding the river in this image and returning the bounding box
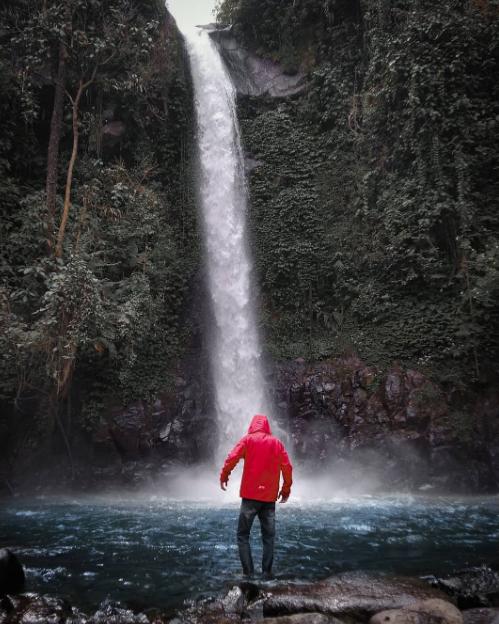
[2,496,498,611]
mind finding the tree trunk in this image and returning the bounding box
[55,64,97,259]
[54,81,84,259]
[46,36,68,252]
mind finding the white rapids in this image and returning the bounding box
[181,27,272,451]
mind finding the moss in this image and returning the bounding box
[234,0,499,392]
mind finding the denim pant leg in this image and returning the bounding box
[237,499,258,575]
[258,502,276,574]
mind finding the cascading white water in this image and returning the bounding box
[182,27,271,449]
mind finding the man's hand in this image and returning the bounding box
[220,479,228,491]
[278,491,289,503]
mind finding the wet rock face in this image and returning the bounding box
[261,573,450,619]
[91,599,151,623]
[0,595,160,623]
[209,27,307,97]
[369,599,463,624]
[0,594,75,624]
[94,374,214,469]
[263,615,339,624]
[476,393,499,487]
[1,572,497,624]
[462,608,499,624]
[273,357,498,493]
[426,567,499,609]
[173,573,458,623]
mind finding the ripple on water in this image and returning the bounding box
[13,510,47,518]
[15,545,74,557]
[26,567,68,582]
[386,534,424,545]
[342,523,375,534]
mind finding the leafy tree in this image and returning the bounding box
[0,0,199,469]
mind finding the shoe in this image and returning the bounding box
[262,571,274,580]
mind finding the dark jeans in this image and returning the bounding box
[237,498,275,576]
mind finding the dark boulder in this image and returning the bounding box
[0,550,25,596]
[462,608,499,624]
[425,567,499,609]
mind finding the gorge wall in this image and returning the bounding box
[0,1,211,491]
[1,0,498,495]
[213,0,499,491]
[218,0,499,383]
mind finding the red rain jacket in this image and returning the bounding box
[220,414,293,502]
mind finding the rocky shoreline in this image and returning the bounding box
[2,547,499,624]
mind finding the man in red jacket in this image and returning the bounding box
[220,414,293,579]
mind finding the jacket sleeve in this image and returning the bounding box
[279,444,293,497]
[220,437,246,483]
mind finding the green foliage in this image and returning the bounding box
[0,2,198,426]
[237,0,499,386]
[216,0,357,66]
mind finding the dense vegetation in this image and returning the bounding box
[0,0,198,470]
[217,0,499,390]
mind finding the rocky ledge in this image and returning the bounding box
[2,563,499,624]
[208,25,307,98]
[174,567,499,624]
[273,356,499,493]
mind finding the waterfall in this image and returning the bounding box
[182,27,271,450]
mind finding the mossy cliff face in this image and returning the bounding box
[0,1,210,486]
[211,0,499,489]
[273,356,499,492]
[215,0,499,391]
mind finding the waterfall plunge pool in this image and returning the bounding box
[2,495,499,612]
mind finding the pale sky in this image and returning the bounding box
[167,0,218,30]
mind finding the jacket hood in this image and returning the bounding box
[248,414,271,435]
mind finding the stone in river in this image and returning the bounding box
[0,550,25,596]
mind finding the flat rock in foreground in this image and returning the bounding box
[369,598,463,624]
[261,572,452,619]
[462,609,499,624]
[262,614,342,624]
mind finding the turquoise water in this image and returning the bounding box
[1,496,499,611]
